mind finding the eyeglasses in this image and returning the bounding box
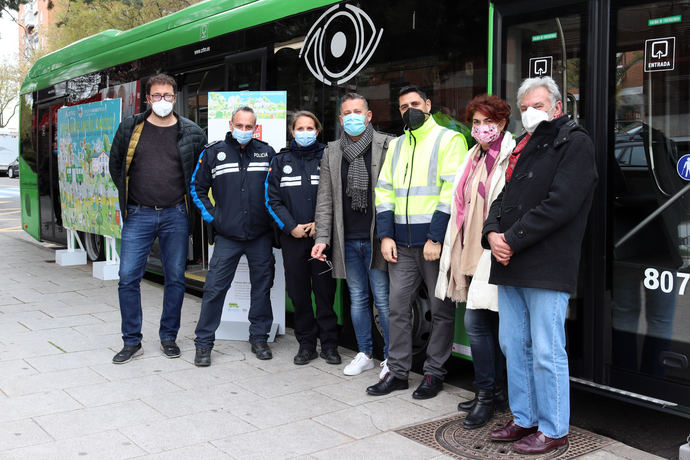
[149,93,175,102]
[308,257,333,275]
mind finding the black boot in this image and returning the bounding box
[457,394,477,412]
[463,388,495,429]
[494,385,509,412]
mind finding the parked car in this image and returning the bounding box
[7,158,19,178]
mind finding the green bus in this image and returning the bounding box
[19,0,690,416]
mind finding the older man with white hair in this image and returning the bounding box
[481,77,597,454]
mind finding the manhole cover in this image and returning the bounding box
[396,412,615,459]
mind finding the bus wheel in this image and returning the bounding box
[83,232,105,261]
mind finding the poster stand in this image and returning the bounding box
[93,236,120,280]
[55,228,87,266]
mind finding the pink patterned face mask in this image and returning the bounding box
[471,124,500,145]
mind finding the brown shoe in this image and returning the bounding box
[513,431,568,454]
[489,420,538,442]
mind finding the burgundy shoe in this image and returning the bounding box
[513,431,568,454]
[489,420,538,442]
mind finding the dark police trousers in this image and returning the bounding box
[195,233,275,347]
[280,234,338,351]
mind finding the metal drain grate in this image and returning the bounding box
[396,412,615,459]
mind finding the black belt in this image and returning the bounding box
[128,201,184,211]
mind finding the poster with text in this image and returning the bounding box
[208,91,287,151]
[57,99,122,238]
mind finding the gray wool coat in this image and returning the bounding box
[314,130,392,279]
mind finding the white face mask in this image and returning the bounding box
[521,106,551,134]
[152,100,174,118]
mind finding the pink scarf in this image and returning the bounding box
[455,133,503,231]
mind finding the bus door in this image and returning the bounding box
[36,101,67,245]
[175,48,268,278]
[493,1,594,380]
[609,0,690,407]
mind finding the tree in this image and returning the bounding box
[0,0,29,17]
[0,60,21,128]
[47,0,200,52]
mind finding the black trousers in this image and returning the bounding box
[280,234,338,351]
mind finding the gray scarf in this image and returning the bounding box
[340,123,373,212]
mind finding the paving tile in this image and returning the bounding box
[0,302,46,314]
[355,396,439,432]
[129,443,234,460]
[311,431,440,460]
[0,419,53,451]
[212,419,351,459]
[16,313,103,331]
[600,443,666,460]
[141,382,262,418]
[34,400,165,440]
[66,374,182,407]
[0,296,28,308]
[0,430,145,459]
[160,360,268,390]
[72,321,123,338]
[0,359,38,382]
[0,309,52,325]
[0,339,65,362]
[235,366,342,398]
[313,406,383,439]
[37,302,115,318]
[89,353,196,381]
[229,389,349,429]
[0,390,83,423]
[313,375,395,406]
[396,386,464,416]
[24,348,116,372]
[0,367,107,397]
[120,410,256,454]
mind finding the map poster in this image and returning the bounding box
[57,99,122,238]
[208,91,287,151]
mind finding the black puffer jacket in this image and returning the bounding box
[109,109,207,220]
[482,116,598,293]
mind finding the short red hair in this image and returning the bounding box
[465,94,511,125]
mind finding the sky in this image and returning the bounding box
[1,11,20,132]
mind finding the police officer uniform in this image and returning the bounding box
[265,140,339,356]
[191,132,276,351]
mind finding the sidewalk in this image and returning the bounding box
[0,230,663,459]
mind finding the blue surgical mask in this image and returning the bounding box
[342,113,367,137]
[232,128,254,145]
[294,130,317,147]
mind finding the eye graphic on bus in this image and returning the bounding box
[300,4,383,86]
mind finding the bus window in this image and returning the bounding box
[503,13,584,134]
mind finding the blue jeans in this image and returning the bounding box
[195,233,274,348]
[465,308,505,390]
[498,285,570,439]
[344,239,390,358]
[118,203,188,346]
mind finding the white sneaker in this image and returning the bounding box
[379,359,389,379]
[343,352,375,375]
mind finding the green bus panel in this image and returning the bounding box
[452,302,472,361]
[19,160,40,242]
[21,0,340,94]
